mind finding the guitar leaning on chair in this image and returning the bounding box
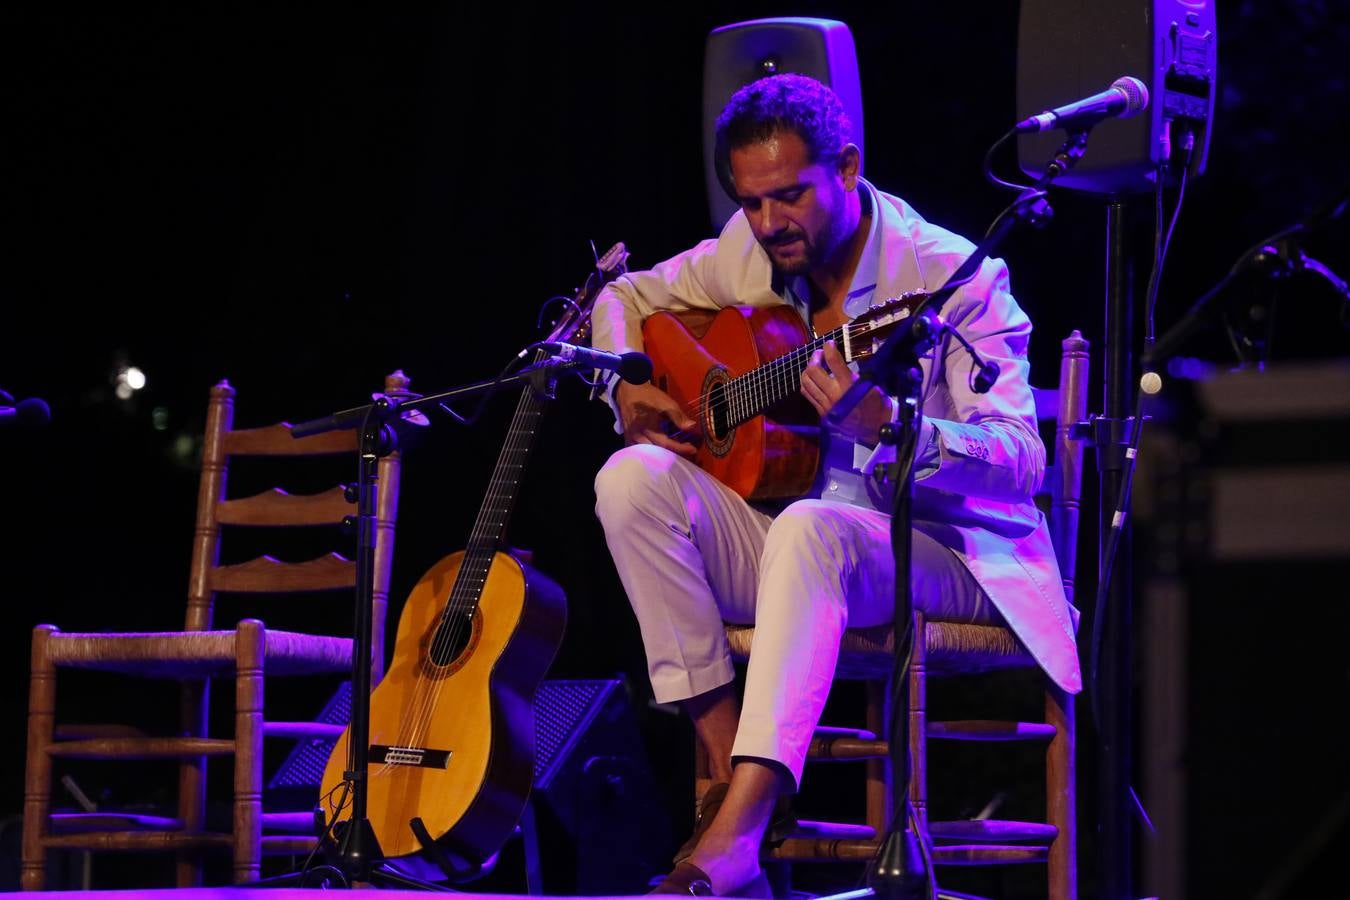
[641,291,928,500]
[319,243,630,876]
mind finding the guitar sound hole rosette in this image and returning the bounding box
[701,367,734,458]
[420,606,484,678]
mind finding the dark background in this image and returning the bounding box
[2,4,1348,898]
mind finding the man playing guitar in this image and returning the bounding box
[591,74,1080,897]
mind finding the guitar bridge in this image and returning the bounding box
[370,744,452,769]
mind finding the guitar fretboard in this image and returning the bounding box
[442,357,548,622]
[713,323,852,430]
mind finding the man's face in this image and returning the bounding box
[729,130,855,276]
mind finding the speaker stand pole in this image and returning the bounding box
[1097,197,1135,900]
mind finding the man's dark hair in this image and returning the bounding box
[714,73,853,180]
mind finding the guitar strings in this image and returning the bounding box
[399,408,532,755]
[671,321,854,431]
[669,293,926,429]
[389,380,543,761]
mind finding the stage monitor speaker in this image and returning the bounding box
[703,17,864,231]
[265,680,353,811]
[1016,0,1217,195]
[530,678,673,896]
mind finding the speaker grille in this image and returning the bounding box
[266,680,352,793]
[532,679,622,789]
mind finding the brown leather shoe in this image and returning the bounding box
[650,861,715,895]
[672,783,797,865]
[649,861,773,897]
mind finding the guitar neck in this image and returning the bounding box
[438,244,626,621]
[448,377,546,615]
[721,322,851,429]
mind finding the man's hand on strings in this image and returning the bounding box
[615,381,699,458]
[801,340,894,447]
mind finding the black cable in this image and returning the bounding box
[298,780,354,887]
[983,189,1049,242]
[1144,163,1166,350]
[982,126,1036,193]
[1143,131,1195,362]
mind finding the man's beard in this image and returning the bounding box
[760,211,849,277]
[761,229,818,276]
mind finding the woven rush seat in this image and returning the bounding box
[725,620,1035,682]
[40,625,355,678]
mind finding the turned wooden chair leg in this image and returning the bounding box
[22,626,57,892]
[907,615,929,839]
[176,677,209,887]
[864,679,892,837]
[1046,683,1077,900]
[233,620,264,884]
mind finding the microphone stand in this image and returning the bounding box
[829,131,1086,900]
[248,356,587,890]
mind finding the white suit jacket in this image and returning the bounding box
[592,181,1082,693]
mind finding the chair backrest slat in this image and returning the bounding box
[216,486,352,527]
[222,424,357,457]
[209,553,357,594]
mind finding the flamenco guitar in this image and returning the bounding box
[641,292,928,501]
[319,243,629,869]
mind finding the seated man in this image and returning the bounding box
[591,73,1080,897]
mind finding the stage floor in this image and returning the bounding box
[0,892,615,900]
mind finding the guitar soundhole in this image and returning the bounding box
[707,384,729,441]
[701,367,735,458]
[420,607,483,677]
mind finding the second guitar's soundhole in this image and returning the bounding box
[420,607,483,678]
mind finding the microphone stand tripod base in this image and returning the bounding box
[867,825,929,900]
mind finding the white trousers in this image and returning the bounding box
[593,444,999,787]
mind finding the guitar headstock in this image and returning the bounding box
[846,291,931,362]
[543,241,630,345]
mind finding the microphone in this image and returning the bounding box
[1016,76,1150,133]
[541,342,652,385]
[0,396,52,427]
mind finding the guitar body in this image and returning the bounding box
[643,305,821,500]
[319,549,565,865]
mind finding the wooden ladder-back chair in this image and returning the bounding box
[22,371,409,889]
[706,330,1089,900]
